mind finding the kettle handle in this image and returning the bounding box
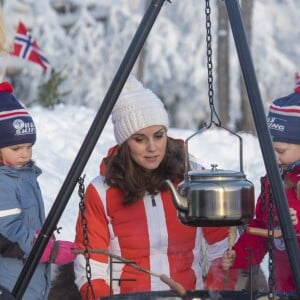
[184,123,244,182]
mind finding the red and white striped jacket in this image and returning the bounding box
[74,144,206,299]
[74,175,204,298]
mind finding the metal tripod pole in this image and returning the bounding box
[12,0,168,298]
[224,0,300,295]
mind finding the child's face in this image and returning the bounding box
[0,143,33,168]
[273,142,300,170]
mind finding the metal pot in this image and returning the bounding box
[166,125,255,227]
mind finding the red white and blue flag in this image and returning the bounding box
[10,22,49,71]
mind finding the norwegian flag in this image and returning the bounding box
[10,22,49,71]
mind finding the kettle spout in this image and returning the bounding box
[165,179,188,211]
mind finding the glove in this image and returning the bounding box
[36,231,78,265]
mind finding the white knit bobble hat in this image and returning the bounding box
[112,75,169,145]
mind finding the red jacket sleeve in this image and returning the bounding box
[80,280,111,299]
[232,230,268,269]
[232,186,269,269]
[75,183,111,298]
[75,183,110,260]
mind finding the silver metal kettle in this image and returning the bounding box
[166,125,255,227]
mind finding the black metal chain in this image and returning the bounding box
[77,176,138,298]
[266,178,275,300]
[78,175,96,300]
[205,0,221,128]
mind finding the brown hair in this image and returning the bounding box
[284,174,300,200]
[104,137,185,204]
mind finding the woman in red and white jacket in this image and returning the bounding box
[74,75,209,299]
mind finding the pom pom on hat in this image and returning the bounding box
[0,82,36,148]
[267,73,300,144]
[112,75,169,144]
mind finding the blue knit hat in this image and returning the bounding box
[267,73,300,144]
[0,82,36,148]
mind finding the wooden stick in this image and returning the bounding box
[223,226,237,290]
[228,226,237,250]
[245,226,282,238]
[159,274,186,296]
[73,248,186,296]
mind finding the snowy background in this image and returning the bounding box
[30,105,264,241]
[1,0,300,129]
[28,104,267,278]
[1,0,299,283]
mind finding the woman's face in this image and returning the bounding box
[273,142,300,169]
[0,143,33,168]
[126,125,167,171]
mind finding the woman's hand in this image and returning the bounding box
[289,207,298,226]
[221,249,236,271]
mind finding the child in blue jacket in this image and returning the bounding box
[0,82,77,299]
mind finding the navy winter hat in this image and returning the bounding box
[267,73,300,145]
[0,82,36,148]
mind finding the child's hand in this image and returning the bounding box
[289,207,298,226]
[221,249,236,271]
[35,231,78,265]
[40,239,78,265]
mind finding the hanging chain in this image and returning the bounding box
[266,178,275,300]
[205,0,221,128]
[77,176,136,298]
[78,175,96,300]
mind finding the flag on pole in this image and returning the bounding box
[10,22,50,71]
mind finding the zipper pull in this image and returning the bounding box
[151,195,156,207]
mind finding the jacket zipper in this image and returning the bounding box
[151,194,156,207]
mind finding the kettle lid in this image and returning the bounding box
[188,167,246,181]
